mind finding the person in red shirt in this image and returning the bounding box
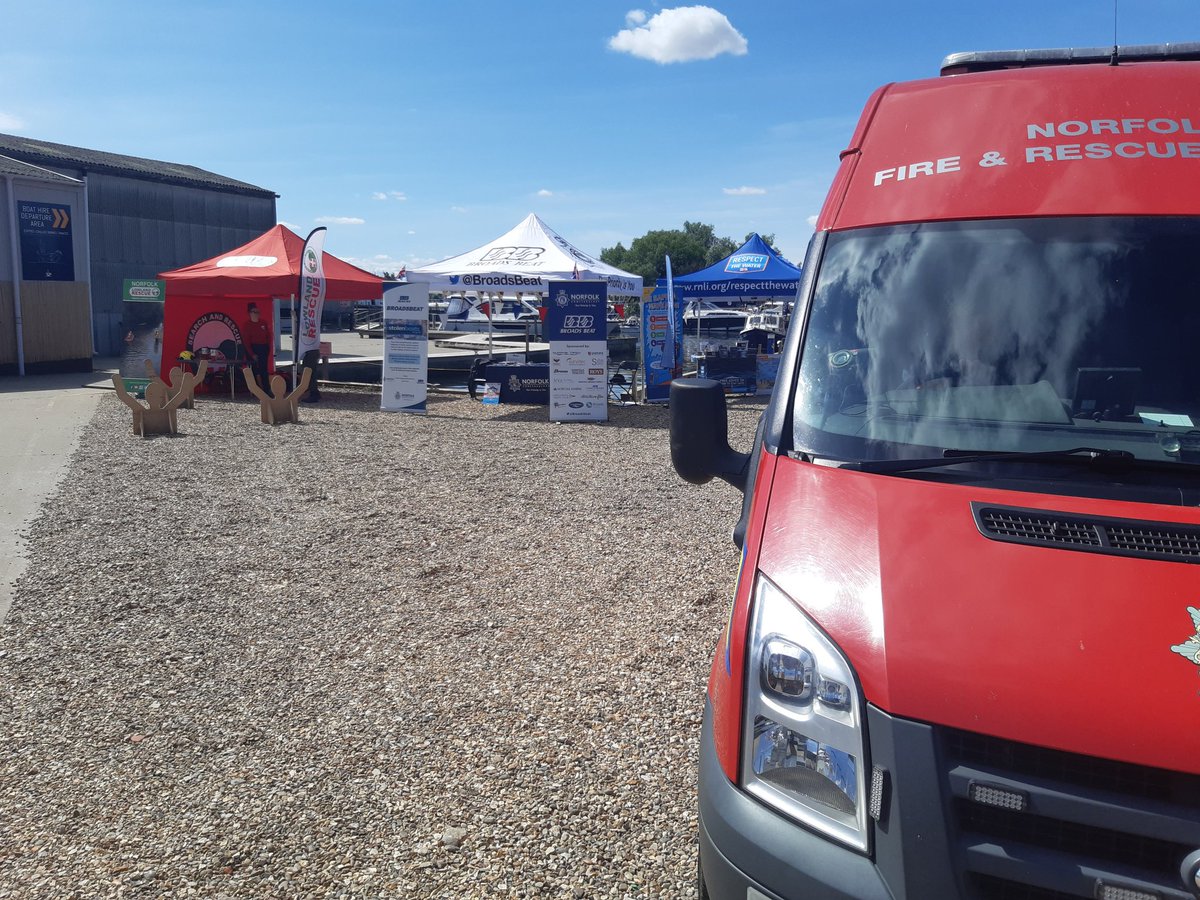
[241,303,272,392]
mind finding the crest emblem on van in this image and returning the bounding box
[1170,606,1200,667]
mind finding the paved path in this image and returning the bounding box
[0,365,116,623]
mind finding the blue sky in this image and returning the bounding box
[2,1,1196,273]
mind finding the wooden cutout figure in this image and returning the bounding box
[143,358,208,408]
[112,373,199,437]
[243,366,312,425]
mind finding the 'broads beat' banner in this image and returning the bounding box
[381,282,429,414]
[545,281,607,423]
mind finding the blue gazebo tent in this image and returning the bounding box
[661,234,802,301]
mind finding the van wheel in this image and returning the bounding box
[697,849,711,899]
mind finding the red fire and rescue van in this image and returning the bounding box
[671,45,1200,900]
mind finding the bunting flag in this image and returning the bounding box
[297,227,328,359]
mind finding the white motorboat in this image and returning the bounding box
[683,300,749,333]
[433,295,542,333]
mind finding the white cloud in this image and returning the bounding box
[315,216,365,225]
[806,214,819,227]
[344,256,401,274]
[407,230,416,235]
[450,206,467,213]
[0,111,25,131]
[723,185,766,196]
[371,191,407,201]
[346,255,438,275]
[608,6,748,64]
[536,189,554,197]
[625,9,647,26]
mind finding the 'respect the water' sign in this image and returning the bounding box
[545,281,607,423]
[724,253,769,274]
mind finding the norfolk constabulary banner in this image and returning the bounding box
[381,282,429,414]
[297,227,328,359]
[545,281,608,423]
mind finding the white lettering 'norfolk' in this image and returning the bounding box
[1028,118,1200,139]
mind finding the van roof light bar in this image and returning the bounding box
[940,42,1200,76]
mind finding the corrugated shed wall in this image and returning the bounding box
[0,283,15,365]
[18,281,91,365]
[88,175,276,356]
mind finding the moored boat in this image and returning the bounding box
[739,301,792,352]
[682,300,749,333]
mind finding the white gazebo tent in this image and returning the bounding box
[408,213,642,299]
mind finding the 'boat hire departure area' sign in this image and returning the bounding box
[18,201,75,281]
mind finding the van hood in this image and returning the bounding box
[757,455,1200,774]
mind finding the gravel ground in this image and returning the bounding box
[0,389,762,899]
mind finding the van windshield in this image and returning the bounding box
[792,217,1200,470]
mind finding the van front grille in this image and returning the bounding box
[940,727,1200,899]
[973,503,1200,563]
[977,509,1100,546]
[967,874,1078,900]
[1107,524,1200,558]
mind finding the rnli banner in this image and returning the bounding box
[297,227,328,359]
[545,281,607,422]
[642,288,673,403]
[381,282,429,413]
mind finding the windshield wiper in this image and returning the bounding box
[854,446,1164,475]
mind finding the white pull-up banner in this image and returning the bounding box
[381,282,429,414]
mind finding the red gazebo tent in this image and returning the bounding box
[157,225,382,383]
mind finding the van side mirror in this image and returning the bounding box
[670,378,751,491]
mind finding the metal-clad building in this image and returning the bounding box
[0,132,276,368]
[0,156,90,374]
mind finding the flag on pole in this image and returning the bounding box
[665,254,679,375]
[398,265,407,280]
[572,263,580,280]
[297,227,328,361]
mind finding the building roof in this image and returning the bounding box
[0,133,276,197]
[0,154,83,183]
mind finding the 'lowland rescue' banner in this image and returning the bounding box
[297,227,328,360]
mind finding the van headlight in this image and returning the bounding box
[742,575,869,852]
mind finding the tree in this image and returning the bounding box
[683,221,739,267]
[602,221,742,284]
[601,228,708,286]
[747,233,779,253]
[601,222,783,287]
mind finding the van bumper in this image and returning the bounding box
[698,702,892,900]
